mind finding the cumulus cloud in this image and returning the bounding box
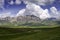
[0,12,11,18]
[9,0,21,5]
[15,0,21,5]
[50,7,59,19]
[22,0,55,5]
[9,0,14,5]
[8,0,55,5]
[50,7,58,14]
[24,3,43,17]
[14,0,60,20]
[0,0,4,9]
[40,9,50,19]
[17,3,51,20]
[16,9,25,16]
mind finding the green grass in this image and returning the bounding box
[0,20,59,28]
[0,27,60,40]
[0,24,59,28]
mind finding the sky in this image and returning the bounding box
[0,0,60,19]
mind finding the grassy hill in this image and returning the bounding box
[0,19,60,28]
[0,27,60,40]
[0,21,59,28]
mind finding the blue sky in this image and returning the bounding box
[4,0,60,9]
[41,0,60,10]
[0,0,60,16]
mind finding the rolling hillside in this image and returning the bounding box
[0,27,60,40]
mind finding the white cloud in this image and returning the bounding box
[50,7,59,19]
[0,0,4,6]
[0,0,4,9]
[17,3,51,20]
[9,0,14,5]
[9,0,21,5]
[16,0,60,20]
[50,7,58,14]
[0,12,11,18]
[40,9,50,19]
[22,0,55,5]
[24,3,43,17]
[16,9,25,16]
[15,0,21,5]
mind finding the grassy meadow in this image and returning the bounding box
[0,27,60,40]
[0,21,60,40]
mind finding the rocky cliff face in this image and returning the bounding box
[0,15,41,23]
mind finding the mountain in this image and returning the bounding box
[0,14,59,27]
